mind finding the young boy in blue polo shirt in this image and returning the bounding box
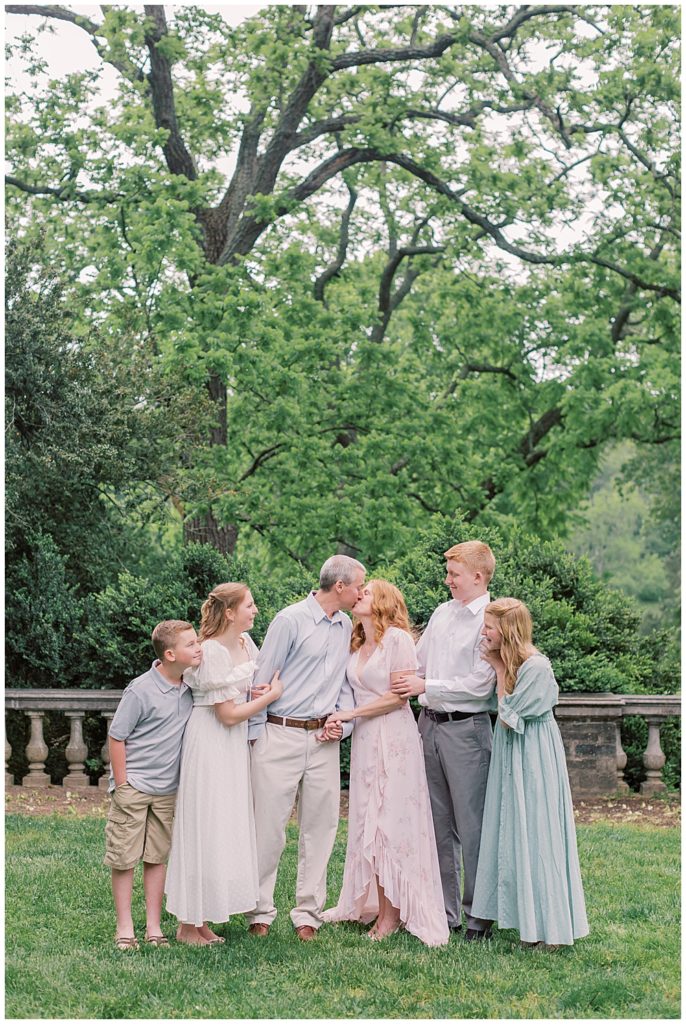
[104,619,200,950]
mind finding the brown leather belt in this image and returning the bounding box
[267,714,328,731]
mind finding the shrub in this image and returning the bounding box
[5,532,83,688]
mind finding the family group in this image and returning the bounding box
[104,541,589,951]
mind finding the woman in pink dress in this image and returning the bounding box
[322,580,449,946]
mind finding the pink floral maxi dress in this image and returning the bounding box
[323,626,449,946]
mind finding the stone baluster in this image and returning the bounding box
[98,713,114,791]
[640,717,667,795]
[615,722,629,792]
[64,712,89,789]
[23,712,50,787]
[6,730,13,787]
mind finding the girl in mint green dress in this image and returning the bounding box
[472,598,589,948]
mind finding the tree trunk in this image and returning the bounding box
[183,512,238,555]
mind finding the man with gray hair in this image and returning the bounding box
[246,554,366,941]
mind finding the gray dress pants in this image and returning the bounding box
[418,708,493,931]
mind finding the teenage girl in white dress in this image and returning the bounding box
[165,583,281,945]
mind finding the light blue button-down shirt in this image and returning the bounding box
[249,592,355,741]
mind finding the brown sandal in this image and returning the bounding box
[145,934,170,947]
[114,936,139,951]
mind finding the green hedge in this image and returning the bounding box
[5,516,679,790]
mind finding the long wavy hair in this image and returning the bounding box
[351,579,413,651]
[199,582,249,641]
[484,597,536,695]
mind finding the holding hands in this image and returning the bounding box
[317,711,346,743]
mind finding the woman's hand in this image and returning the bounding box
[265,670,283,703]
[325,709,353,724]
[316,714,346,743]
[480,646,504,670]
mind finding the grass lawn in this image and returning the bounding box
[5,815,680,1019]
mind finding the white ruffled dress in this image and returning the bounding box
[164,636,260,925]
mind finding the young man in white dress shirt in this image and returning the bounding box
[392,541,496,940]
[246,554,365,941]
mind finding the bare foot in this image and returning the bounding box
[198,923,225,943]
[176,924,211,946]
[370,916,401,941]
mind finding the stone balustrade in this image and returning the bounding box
[4,689,681,796]
[5,689,120,791]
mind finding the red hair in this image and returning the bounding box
[351,579,412,651]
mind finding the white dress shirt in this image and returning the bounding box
[417,592,497,713]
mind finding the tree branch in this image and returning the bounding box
[5,174,120,203]
[487,5,578,43]
[290,114,360,149]
[6,4,144,81]
[617,128,676,197]
[520,407,564,466]
[334,6,364,26]
[143,5,197,180]
[313,179,358,303]
[371,244,444,342]
[587,254,679,302]
[331,33,458,71]
[226,145,680,303]
[460,362,518,381]
[239,443,287,481]
[468,28,575,148]
[397,99,535,131]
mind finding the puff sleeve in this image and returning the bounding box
[385,627,418,675]
[498,655,558,734]
[185,639,253,705]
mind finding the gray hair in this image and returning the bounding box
[319,555,366,591]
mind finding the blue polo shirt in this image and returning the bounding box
[108,661,193,794]
[248,592,355,741]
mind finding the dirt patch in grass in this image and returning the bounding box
[4,784,680,826]
[571,793,680,828]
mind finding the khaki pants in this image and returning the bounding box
[247,723,340,929]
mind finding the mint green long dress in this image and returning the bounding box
[471,654,589,945]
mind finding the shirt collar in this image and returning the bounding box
[151,660,189,693]
[452,592,490,617]
[306,591,346,625]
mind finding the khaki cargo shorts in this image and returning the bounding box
[103,783,177,870]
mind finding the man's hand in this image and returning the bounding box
[316,716,345,742]
[391,673,426,699]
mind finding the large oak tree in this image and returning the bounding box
[6,4,679,569]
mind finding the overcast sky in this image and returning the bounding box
[5,4,266,85]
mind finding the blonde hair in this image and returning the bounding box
[443,540,495,583]
[351,579,412,651]
[151,620,194,660]
[199,582,249,641]
[484,598,535,694]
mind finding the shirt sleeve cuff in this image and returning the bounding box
[422,679,442,707]
[499,701,524,734]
